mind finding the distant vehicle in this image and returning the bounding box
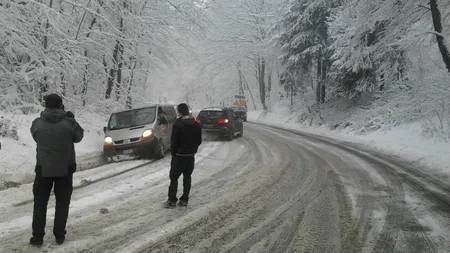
[102,104,177,161]
[196,107,243,141]
[233,94,247,108]
[228,106,247,122]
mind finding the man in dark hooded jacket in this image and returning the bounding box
[29,93,84,246]
[165,103,202,208]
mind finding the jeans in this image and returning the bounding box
[168,156,195,202]
[32,166,73,239]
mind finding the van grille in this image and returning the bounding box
[114,137,140,145]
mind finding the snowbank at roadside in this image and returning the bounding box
[248,110,450,179]
[0,110,107,189]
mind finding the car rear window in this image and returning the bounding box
[198,110,225,118]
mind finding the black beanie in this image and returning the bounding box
[44,93,63,109]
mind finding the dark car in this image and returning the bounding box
[196,107,244,141]
[229,106,247,121]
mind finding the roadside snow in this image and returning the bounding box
[0,141,223,240]
[248,110,450,178]
[0,111,106,189]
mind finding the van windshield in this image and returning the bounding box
[108,107,156,130]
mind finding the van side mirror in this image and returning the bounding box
[103,126,107,133]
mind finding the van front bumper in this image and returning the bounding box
[103,137,159,157]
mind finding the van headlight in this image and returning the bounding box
[104,137,113,145]
[142,129,153,138]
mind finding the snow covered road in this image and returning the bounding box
[0,123,449,253]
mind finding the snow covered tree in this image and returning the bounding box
[0,0,206,112]
[429,0,450,73]
[196,0,281,110]
[276,0,340,104]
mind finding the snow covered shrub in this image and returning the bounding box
[419,77,450,141]
[0,116,19,140]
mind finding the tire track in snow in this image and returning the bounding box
[138,127,347,253]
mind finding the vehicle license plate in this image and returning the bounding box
[122,149,133,155]
[203,124,213,128]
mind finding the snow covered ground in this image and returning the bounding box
[0,123,448,252]
[248,109,450,179]
[0,111,107,189]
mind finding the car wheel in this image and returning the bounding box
[237,128,243,137]
[154,140,165,159]
[227,128,233,141]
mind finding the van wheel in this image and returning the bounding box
[154,140,165,159]
[103,155,111,163]
[237,128,243,137]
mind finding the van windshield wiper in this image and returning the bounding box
[129,125,145,130]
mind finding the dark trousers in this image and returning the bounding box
[168,156,195,202]
[32,167,73,239]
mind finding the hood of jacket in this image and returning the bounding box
[177,116,196,126]
[40,109,66,123]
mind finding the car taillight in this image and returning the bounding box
[195,119,201,124]
[218,118,229,124]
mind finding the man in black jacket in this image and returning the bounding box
[165,103,202,208]
[30,94,84,246]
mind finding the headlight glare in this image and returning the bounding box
[104,137,113,145]
[142,129,153,138]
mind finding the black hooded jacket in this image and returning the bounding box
[31,109,84,177]
[171,116,202,156]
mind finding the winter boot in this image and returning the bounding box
[30,237,43,247]
[178,200,188,206]
[164,200,177,208]
[55,236,65,245]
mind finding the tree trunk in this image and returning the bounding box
[105,41,120,99]
[115,41,124,101]
[430,0,450,73]
[237,61,244,95]
[81,14,99,106]
[60,57,66,96]
[321,60,327,103]
[290,77,294,107]
[115,14,125,101]
[258,56,267,110]
[267,67,272,105]
[74,0,92,40]
[82,49,89,106]
[40,0,54,95]
[126,59,137,109]
[316,57,322,104]
[237,61,257,110]
[80,3,101,106]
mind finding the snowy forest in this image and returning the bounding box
[1,0,450,139]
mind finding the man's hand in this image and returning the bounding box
[66,111,75,118]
